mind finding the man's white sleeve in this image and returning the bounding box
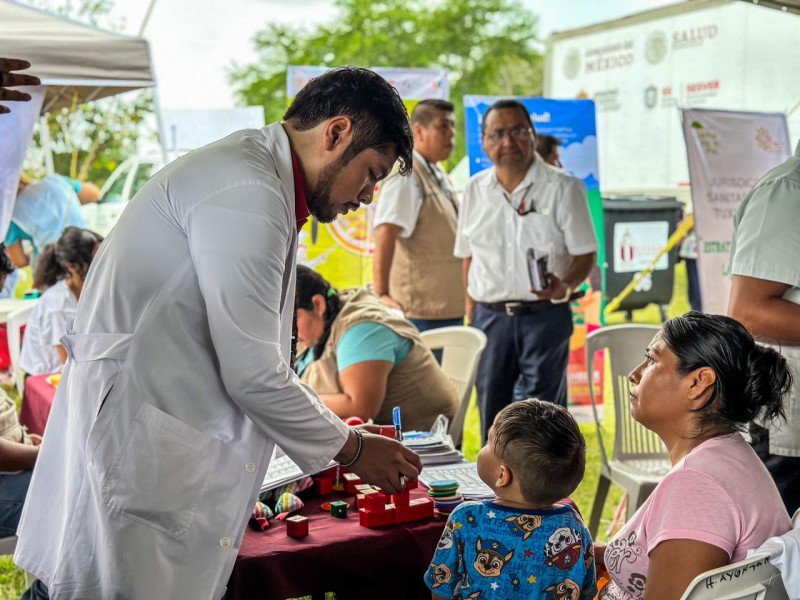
[373,174,423,238]
[558,178,598,256]
[453,183,473,258]
[185,182,348,474]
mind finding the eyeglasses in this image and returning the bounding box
[484,127,533,144]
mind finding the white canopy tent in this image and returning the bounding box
[0,0,165,239]
[0,0,156,112]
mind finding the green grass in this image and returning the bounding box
[0,266,692,597]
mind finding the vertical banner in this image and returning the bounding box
[0,86,45,239]
[681,108,791,315]
[463,96,603,406]
[287,66,449,288]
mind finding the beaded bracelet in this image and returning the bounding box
[339,430,364,467]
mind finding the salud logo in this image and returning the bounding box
[563,48,581,79]
[644,30,668,64]
[644,85,658,109]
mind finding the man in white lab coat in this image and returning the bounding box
[14,67,418,600]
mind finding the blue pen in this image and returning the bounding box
[392,406,403,442]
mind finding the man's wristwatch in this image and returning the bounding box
[550,284,574,304]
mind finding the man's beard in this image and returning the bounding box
[307,158,344,224]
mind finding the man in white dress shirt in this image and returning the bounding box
[455,99,597,442]
[15,67,420,600]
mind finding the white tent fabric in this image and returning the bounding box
[0,0,155,112]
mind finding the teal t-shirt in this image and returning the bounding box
[295,322,412,378]
[4,221,30,246]
[337,322,412,371]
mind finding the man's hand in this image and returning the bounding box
[0,58,41,114]
[347,431,423,494]
[29,434,43,446]
[533,272,570,302]
[378,294,404,311]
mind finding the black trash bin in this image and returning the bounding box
[602,195,683,314]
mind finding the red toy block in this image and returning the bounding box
[391,489,410,507]
[285,515,309,538]
[363,490,389,513]
[314,477,334,495]
[378,426,396,439]
[343,472,362,493]
[395,497,434,524]
[358,504,396,528]
[406,478,418,491]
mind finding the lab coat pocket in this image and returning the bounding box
[102,402,222,538]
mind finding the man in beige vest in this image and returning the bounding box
[373,99,464,333]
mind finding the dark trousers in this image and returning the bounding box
[471,302,573,443]
[750,423,800,518]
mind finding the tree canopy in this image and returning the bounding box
[230,0,543,166]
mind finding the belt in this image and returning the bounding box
[481,291,585,316]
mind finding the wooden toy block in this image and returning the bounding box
[358,504,396,528]
[391,489,410,507]
[285,515,309,538]
[406,478,418,491]
[354,484,375,494]
[314,477,334,495]
[395,497,434,524]
[330,500,349,518]
[363,491,389,513]
[343,472,362,493]
[378,426,396,438]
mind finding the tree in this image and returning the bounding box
[229,0,543,167]
[22,0,154,186]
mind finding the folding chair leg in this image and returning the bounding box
[628,484,657,521]
[589,474,611,538]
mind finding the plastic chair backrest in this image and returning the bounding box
[420,326,487,447]
[680,553,789,600]
[8,304,36,397]
[586,324,665,466]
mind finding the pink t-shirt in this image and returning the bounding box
[599,433,791,600]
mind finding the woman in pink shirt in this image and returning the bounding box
[597,312,792,600]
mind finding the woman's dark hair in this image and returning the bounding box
[295,265,342,360]
[33,227,103,290]
[283,67,414,176]
[661,311,792,435]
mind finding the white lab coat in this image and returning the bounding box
[14,124,350,599]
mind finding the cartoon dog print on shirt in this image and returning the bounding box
[544,527,583,570]
[544,577,581,600]
[430,563,453,589]
[504,514,543,541]
[473,537,515,577]
[438,521,454,550]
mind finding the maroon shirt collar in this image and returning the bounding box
[291,151,309,232]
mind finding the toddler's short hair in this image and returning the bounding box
[492,398,586,505]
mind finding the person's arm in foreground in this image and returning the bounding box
[0,58,40,114]
[0,437,39,471]
[645,539,728,600]
[729,275,800,345]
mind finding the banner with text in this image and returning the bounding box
[681,108,790,315]
[464,96,603,406]
[287,66,449,288]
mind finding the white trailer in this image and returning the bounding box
[544,0,800,198]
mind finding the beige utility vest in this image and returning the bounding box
[301,288,457,431]
[388,155,464,319]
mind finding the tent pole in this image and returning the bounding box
[39,114,54,176]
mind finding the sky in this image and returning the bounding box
[108,0,680,110]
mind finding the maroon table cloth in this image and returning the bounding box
[19,373,57,436]
[227,487,446,600]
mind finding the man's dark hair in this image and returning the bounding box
[284,67,413,175]
[536,134,561,158]
[492,398,586,505]
[410,99,454,127]
[481,99,535,136]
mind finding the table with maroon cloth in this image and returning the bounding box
[227,487,446,600]
[19,373,57,436]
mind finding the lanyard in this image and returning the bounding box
[501,182,536,215]
[424,159,459,215]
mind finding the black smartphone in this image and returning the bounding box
[526,248,550,291]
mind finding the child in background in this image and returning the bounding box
[20,227,102,376]
[425,399,596,599]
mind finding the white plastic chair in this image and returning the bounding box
[586,324,671,536]
[680,553,789,600]
[7,303,36,398]
[420,326,487,448]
